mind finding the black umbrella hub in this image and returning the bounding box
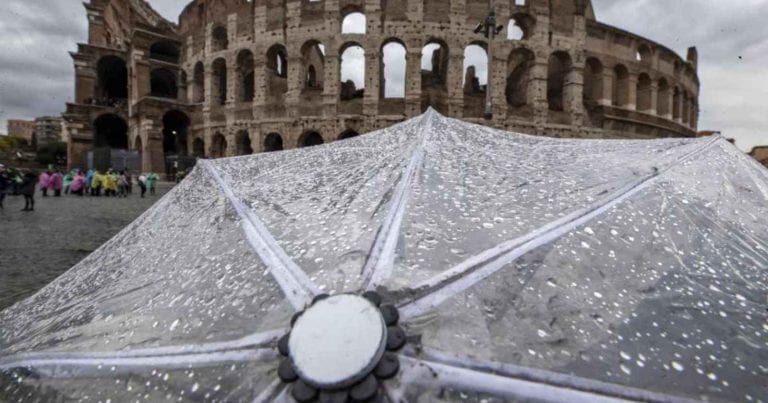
[277,292,406,402]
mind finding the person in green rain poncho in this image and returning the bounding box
[63,170,74,195]
[145,172,159,195]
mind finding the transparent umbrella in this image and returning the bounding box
[1,110,767,402]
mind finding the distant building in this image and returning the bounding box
[34,116,65,147]
[751,146,768,169]
[7,120,35,146]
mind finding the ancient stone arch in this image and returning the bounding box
[237,49,255,103]
[547,51,572,112]
[264,132,284,152]
[211,58,227,106]
[65,0,701,173]
[298,130,324,148]
[612,64,630,108]
[506,48,535,108]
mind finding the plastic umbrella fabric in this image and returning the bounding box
[1,110,767,402]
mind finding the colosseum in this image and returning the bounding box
[64,0,700,175]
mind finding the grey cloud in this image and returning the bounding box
[1,0,766,153]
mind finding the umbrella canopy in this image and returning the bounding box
[1,110,767,402]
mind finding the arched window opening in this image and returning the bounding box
[507,14,534,41]
[463,44,488,95]
[96,56,128,102]
[682,92,690,124]
[657,79,670,117]
[508,21,524,40]
[547,51,572,111]
[505,48,534,107]
[636,73,652,112]
[341,12,366,34]
[381,41,406,98]
[340,44,365,100]
[192,138,205,158]
[267,45,288,78]
[93,114,128,149]
[179,70,188,101]
[690,102,698,127]
[421,41,448,87]
[210,133,227,158]
[264,133,284,152]
[236,130,253,155]
[237,50,255,102]
[193,62,205,103]
[306,66,318,88]
[583,57,603,106]
[637,44,652,64]
[150,41,180,64]
[212,26,228,52]
[299,131,324,147]
[672,86,681,120]
[612,64,630,107]
[162,110,190,157]
[134,135,143,153]
[212,58,227,106]
[150,68,178,99]
[302,41,325,89]
[338,130,359,140]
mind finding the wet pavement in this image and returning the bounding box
[0,184,172,311]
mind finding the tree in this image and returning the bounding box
[35,142,67,166]
[0,136,19,151]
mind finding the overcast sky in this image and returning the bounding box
[0,0,766,151]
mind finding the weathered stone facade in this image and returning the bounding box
[8,120,36,146]
[64,0,701,174]
[750,146,768,169]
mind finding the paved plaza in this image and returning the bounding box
[0,184,172,311]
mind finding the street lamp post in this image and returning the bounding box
[474,0,504,120]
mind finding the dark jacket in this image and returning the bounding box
[0,172,9,192]
[20,173,37,196]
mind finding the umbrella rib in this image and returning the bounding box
[0,348,278,378]
[202,160,320,310]
[0,328,285,375]
[360,109,435,291]
[393,352,695,403]
[397,135,722,320]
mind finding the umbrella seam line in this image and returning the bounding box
[201,160,319,310]
[396,355,694,403]
[397,135,721,318]
[0,348,278,377]
[360,110,435,290]
[0,329,285,371]
[403,349,698,403]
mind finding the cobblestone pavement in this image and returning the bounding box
[0,184,173,311]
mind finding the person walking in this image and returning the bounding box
[39,170,51,197]
[63,170,74,195]
[70,171,85,196]
[107,170,119,197]
[51,170,64,197]
[102,170,114,197]
[137,173,147,198]
[91,170,102,196]
[146,172,159,195]
[126,171,133,194]
[117,171,128,198]
[20,171,37,211]
[85,169,94,195]
[0,164,9,210]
